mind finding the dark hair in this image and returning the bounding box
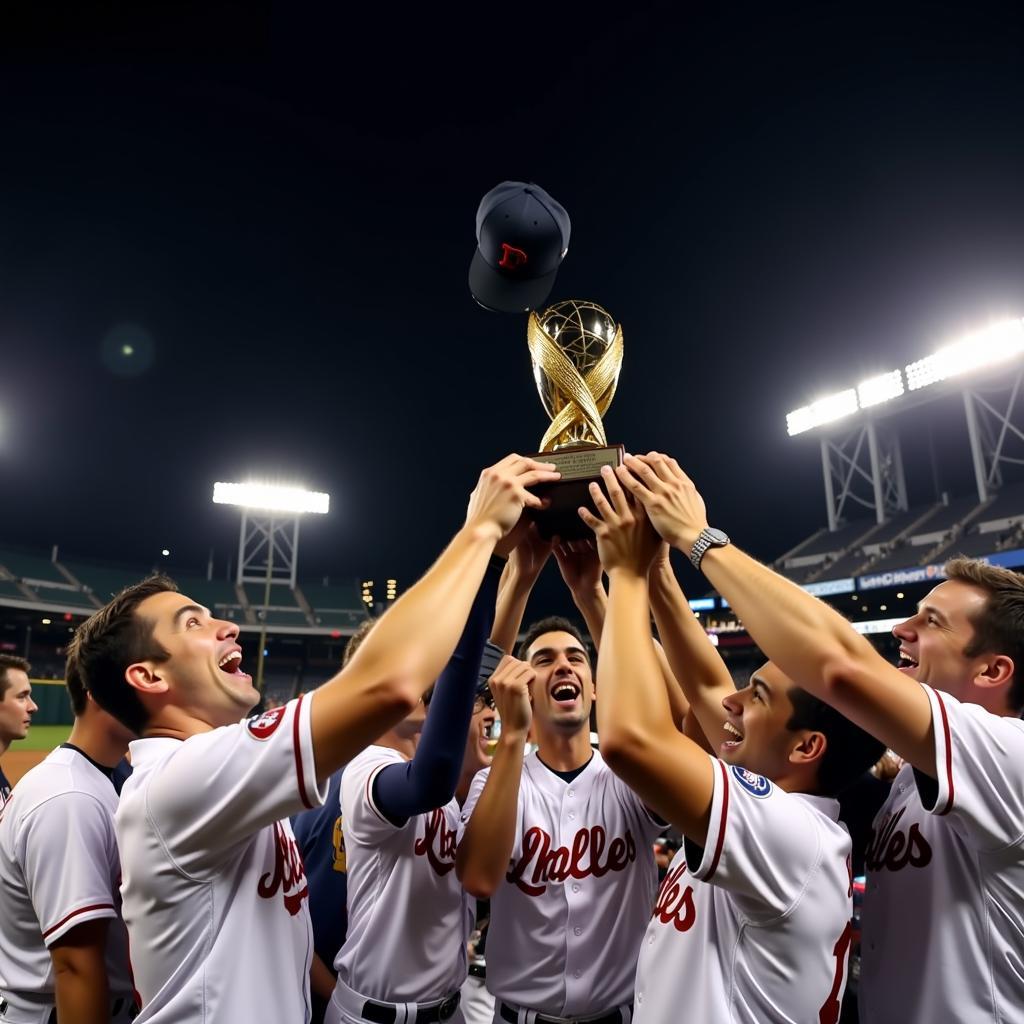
[343,616,379,668]
[66,574,178,734]
[517,616,589,662]
[786,687,887,796]
[945,556,1024,711]
[0,654,30,700]
[64,656,89,717]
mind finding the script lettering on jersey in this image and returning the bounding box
[258,821,310,915]
[864,806,933,873]
[506,825,637,896]
[414,807,457,876]
[652,861,697,933]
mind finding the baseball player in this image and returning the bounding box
[457,617,663,1024]
[457,645,501,1024]
[582,466,884,1022]
[615,451,1024,1023]
[326,551,504,1024]
[0,656,37,810]
[291,619,379,1024]
[70,454,558,1024]
[0,664,136,1024]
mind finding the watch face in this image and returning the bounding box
[707,528,729,544]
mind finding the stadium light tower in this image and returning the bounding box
[786,316,1024,525]
[212,481,330,691]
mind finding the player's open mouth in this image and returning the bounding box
[896,649,919,675]
[217,649,248,678]
[721,719,744,753]
[551,681,581,707]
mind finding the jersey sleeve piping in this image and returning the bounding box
[691,757,729,882]
[364,760,396,828]
[921,685,955,816]
[42,902,117,944]
[293,692,315,810]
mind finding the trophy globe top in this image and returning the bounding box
[529,299,623,451]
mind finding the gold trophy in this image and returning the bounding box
[526,299,625,539]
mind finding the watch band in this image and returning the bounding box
[689,527,729,570]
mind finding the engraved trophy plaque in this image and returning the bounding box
[526,299,625,540]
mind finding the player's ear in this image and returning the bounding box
[125,661,169,696]
[789,730,826,768]
[973,654,1014,692]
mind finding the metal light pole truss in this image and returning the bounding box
[820,422,908,531]
[236,514,300,588]
[962,366,1024,503]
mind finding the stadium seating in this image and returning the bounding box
[0,545,368,637]
[972,480,1024,529]
[0,545,67,586]
[61,562,150,602]
[778,489,1024,585]
[910,495,983,538]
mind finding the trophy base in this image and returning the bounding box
[527,444,625,541]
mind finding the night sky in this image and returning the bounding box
[3,4,1024,610]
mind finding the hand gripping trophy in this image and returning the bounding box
[526,299,624,539]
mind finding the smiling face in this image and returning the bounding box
[462,696,497,777]
[131,591,260,729]
[891,579,990,699]
[525,630,594,736]
[0,669,37,746]
[718,662,812,782]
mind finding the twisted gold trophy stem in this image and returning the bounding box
[527,308,624,452]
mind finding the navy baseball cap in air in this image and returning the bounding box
[469,181,571,313]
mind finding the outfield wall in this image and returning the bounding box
[28,678,72,726]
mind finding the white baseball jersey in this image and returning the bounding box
[117,694,327,1023]
[0,746,133,1006]
[459,749,661,1018]
[859,685,1024,1024]
[633,760,854,1024]
[334,745,468,1003]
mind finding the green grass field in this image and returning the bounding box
[10,724,72,752]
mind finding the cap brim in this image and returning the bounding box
[469,249,558,314]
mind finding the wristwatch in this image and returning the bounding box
[689,527,730,570]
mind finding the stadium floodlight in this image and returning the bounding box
[212,482,330,515]
[213,481,330,694]
[857,369,905,409]
[786,388,859,436]
[905,317,1024,392]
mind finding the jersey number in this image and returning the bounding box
[818,921,854,1024]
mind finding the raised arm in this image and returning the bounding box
[580,468,715,844]
[371,556,503,823]
[648,546,732,751]
[456,655,533,898]
[617,452,936,776]
[310,454,559,781]
[552,538,607,647]
[557,534,690,728]
[490,524,552,653]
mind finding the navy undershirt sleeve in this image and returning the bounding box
[371,556,502,825]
